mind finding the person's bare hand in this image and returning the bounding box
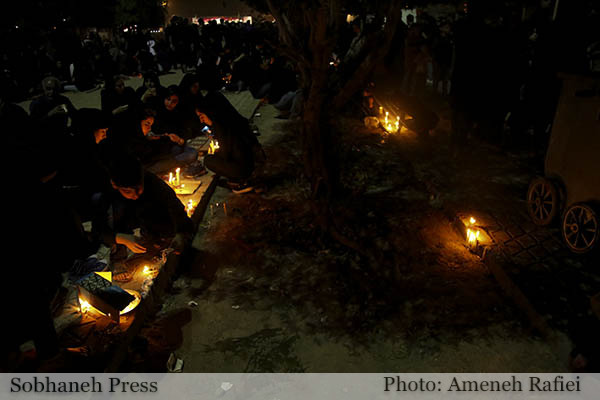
[112,104,129,114]
[48,104,67,117]
[116,233,147,253]
[167,133,185,145]
[169,233,188,255]
[142,88,157,102]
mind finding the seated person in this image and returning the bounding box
[101,75,138,117]
[4,145,95,362]
[153,85,185,138]
[197,75,248,127]
[195,104,262,193]
[135,71,164,109]
[178,74,205,138]
[108,108,198,175]
[178,73,202,116]
[92,154,194,254]
[29,76,77,140]
[61,108,112,219]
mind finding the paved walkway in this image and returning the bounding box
[373,80,600,341]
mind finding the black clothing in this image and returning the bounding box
[29,94,77,140]
[93,172,194,245]
[153,107,184,137]
[2,102,32,156]
[101,86,138,115]
[135,85,165,110]
[203,114,257,182]
[108,116,172,167]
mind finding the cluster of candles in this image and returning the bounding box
[168,168,181,187]
[208,140,220,155]
[379,107,400,133]
[466,217,481,246]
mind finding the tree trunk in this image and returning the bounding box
[301,65,336,224]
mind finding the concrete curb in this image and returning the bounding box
[104,174,219,372]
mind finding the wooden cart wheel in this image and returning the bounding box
[527,177,559,226]
[562,203,599,254]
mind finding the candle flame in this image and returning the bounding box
[79,298,92,313]
[469,217,476,225]
[466,228,480,244]
[208,140,220,155]
[186,200,195,217]
[143,265,151,275]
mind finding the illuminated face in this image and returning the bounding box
[164,94,179,111]
[141,117,154,135]
[112,182,144,200]
[94,128,108,144]
[195,110,212,126]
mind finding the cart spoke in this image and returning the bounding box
[581,234,591,248]
[543,186,551,199]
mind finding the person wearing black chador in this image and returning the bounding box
[101,75,138,117]
[3,146,95,364]
[195,103,263,194]
[60,108,112,219]
[107,107,197,174]
[92,154,194,254]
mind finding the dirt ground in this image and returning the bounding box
[130,100,571,372]
[19,69,573,372]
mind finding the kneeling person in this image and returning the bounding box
[196,105,262,194]
[93,155,194,254]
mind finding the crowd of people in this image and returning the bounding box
[1,16,294,366]
[2,0,599,370]
[378,1,599,151]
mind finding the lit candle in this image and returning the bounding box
[79,298,92,314]
[169,172,173,185]
[209,140,220,155]
[175,168,181,186]
[379,106,383,115]
[187,200,194,217]
[385,111,389,125]
[395,116,400,132]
